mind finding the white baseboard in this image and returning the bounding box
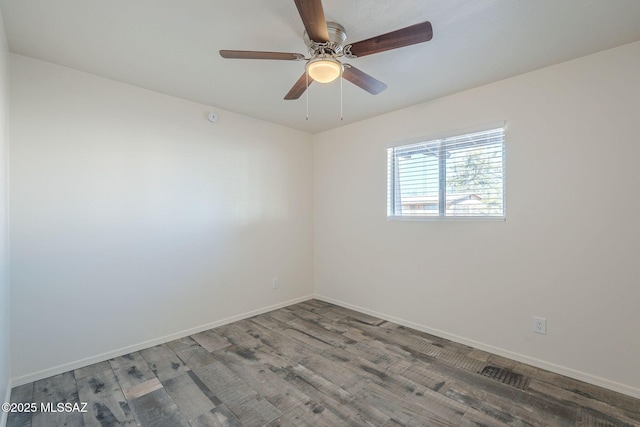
[10,295,314,387]
[314,294,640,400]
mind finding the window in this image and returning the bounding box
[387,126,505,219]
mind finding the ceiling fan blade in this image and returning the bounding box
[220,50,305,60]
[284,72,312,100]
[348,21,433,58]
[342,65,387,95]
[293,0,329,42]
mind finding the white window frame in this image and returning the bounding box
[387,124,506,221]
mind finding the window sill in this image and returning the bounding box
[386,215,506,222]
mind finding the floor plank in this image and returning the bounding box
[76,366,136,426]
[161,372,220,423]
[6,383,34,427]
[192,329,232,353]
[140,343,190,382]
[127,388,190,427]
[31,371,84,427]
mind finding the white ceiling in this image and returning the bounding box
[2,0,640,133]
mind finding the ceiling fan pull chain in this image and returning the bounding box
[306,69,309,120]
[340,69,343,121]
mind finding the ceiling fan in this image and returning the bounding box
[220,0,433,100]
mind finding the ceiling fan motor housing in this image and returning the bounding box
[304,21,347,55]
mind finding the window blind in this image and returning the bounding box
[387,127,505,219]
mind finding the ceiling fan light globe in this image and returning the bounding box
[307,58,342,83]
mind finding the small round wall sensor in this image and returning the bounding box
[207,112,218,123]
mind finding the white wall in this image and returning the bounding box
[314,41,640,397]
[0,9,10,425]
[9,54,314,382]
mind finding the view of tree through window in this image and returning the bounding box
[387,127,505,219]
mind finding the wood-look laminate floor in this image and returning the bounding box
[7,299,640,427]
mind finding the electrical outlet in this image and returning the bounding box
[272,277,279,289]
[533,316,546,334]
